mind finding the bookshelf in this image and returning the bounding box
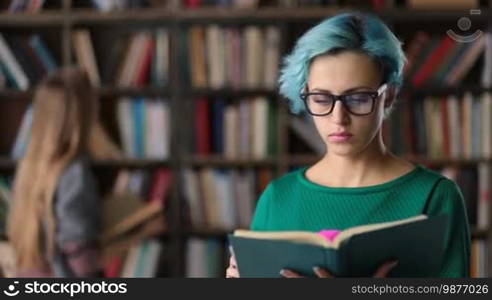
[0,0,491,278]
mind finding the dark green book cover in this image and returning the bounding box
[229,215,448,278]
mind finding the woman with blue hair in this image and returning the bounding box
[227,12,470,278]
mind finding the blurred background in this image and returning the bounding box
[0,0,491,278]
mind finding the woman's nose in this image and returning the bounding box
[330,101,350,124]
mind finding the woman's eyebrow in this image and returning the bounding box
[311,86,375,93]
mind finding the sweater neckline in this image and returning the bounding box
[298,164,424,194]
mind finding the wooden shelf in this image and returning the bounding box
[185,156,277,167]
[70,8,178,24]
[0,89,33,99]
[96,86,170,97]
[0,87,170,99]
[3,85,491,100]
[178,7,492,22]
[0,158,170,169]
[184,88,277,98]
[2,7,489,26]
[287,154,321,166]
[401,85,492,96]
[0,158,15,169]
[472,228,489,239]
[407,156,492,166]
[181,228,231,239]
[0,12,64,26]
[92,159,170,168]
[2,156,491,170]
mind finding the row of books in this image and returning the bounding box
[102,168,172,242]
[183,0,482,9]
[4,0,45,13]
[105,238,164,278]
[89,0,154,12]
[117,98,170,159]
[185,238,224,278]
[73,28,169,87]
[4,0,483,12]
[192,97,277,159]
[438,164,490,230]
[0,178,10,237]
[404,31,491,88]
[184,25,280,90]
[386,93,492,160]
[184,0,392,8]
[181,167,273,230]
[471,239,488,278]
[3,0,169,13]
[0,34,58,90]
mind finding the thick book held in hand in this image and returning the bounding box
[229,215,448,277]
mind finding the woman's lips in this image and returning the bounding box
[328,133,353,142]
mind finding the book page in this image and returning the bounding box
[233,230,331,248]
[234,214,428,249]
[332,214,428,248]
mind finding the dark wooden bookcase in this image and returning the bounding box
[0,0,490,277]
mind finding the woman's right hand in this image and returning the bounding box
[226,247,240,278]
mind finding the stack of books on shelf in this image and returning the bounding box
[102,167,172,277]
[192,97,277,159]
[185,237,223,278]
[105,238,164,278]
[183,0,344,8]
[471,238,488,277]
[184,0,260,9]
[4,0,47,13]
[0,33,58,90]
[386,92,492,159]
[102,167,172,242]
[184,25,280,90]
[117,98,170,159]
[72,28,169,88]
[404,31,489,88]
[439,164,490,231]
[10,105,33,159]
[440,163,490,279]
[181,168,272,230]
[0,177,11,238]
[406,0,481,9]
[86,0,158,12]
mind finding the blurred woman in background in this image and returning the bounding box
[7,67,121,277]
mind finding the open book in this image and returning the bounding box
[229,214,449,277]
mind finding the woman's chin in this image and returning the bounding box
[326,143,361,157]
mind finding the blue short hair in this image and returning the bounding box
[278,12,406,114]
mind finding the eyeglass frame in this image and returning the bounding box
[300,83,388,116]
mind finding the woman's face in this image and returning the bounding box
[306,51,390,157]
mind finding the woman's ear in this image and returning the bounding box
[383,85,397,108]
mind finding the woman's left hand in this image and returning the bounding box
[280,260,398,278]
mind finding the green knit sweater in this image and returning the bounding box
[250,165,471,277]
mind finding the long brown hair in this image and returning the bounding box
[7,67,121,271]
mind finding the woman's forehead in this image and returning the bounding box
[308,51,383,92]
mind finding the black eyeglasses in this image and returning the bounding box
[300,84,387,116]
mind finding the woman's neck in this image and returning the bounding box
[313,132,410,188]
